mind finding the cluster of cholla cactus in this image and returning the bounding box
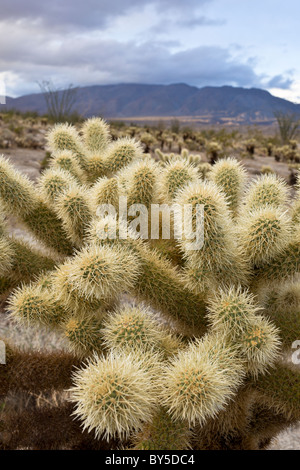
[0,118,299,450]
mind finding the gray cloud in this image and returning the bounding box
[267,74,293,89]
[0,0,211,29]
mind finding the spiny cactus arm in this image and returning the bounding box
[62,314,105,358]
[84,154,107,183]
[174,181,249,291]
[39,167,80,207]
[0,341,81,396]
[160,334,244,427]
[54,183,93,247]
[48,150,86,185]
[47,123,87,171]
[0,156,38,216]
[8,283,69,328]
[243,173,289,211]
[247,363,300,420]
[118,158,160,208]
[209,158,246,217]
[0,157,74,254]
[87,216,207,334]
[132,407,191,450]
[63,244,140,302]
[89,177,120,212]
[82,117,111,153]
[157,159,199,202]
[22,200,74,255]
[69,353,158,440]
[49,262,113,315]
[252,225,300,284]
[3,237,57,283]
[237,206,292,267]
[259,282,300,349]
[101,305,183,358]
[104,137,143,175]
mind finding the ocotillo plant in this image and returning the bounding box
[0,117,299,450]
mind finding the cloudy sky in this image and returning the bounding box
[1,0,299,102]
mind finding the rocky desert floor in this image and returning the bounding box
[0,146,299,450]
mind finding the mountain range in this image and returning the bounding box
[3,83,300,125]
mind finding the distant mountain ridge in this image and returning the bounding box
[3,83,300,124]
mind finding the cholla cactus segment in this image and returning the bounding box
[63,314,104,357]
[55,183,93,246]
[158,159,199,202]
[84,154,106,183]
[89,177,120,211]
[254,224,300,283]
[160,337,241,426]
[49,150,86,183]
[238,315,281,378]
[82,117,111,152]
[50,262,111,315]
[243,174,289,211]
[39,167,79,206]
[0,237,14,276]
[47,123,86,168]
[209,158,246,216]
[7,238,56,283]
[118,158,160,207]
[175,181,248,288]
[133,407,191,450]
[0,156,38,215]
[207,287,260,341]
[105,137,143,174]
[259,281,300,349]
[238,206,292,266]
[101,304,180,357]
[22,200,74,255]
[251,364,300,420]
[69,353,157,440]
[292,199,300,225]
[66,245,140,301]
[8,283,68,327]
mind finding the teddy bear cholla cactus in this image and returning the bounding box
[0,118,299,450]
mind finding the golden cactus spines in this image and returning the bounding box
[69,353,157,440]
[8,283,68,327]
[238,315,281,378]
[0,155,38,215]
[39,167,79,206]
[65,244,140,301]
[49,150,86,183]
[63,314,104,357]
[238,206,292,266]
[101,304,181,357]
[105,137,143,174]
[160,337,241,426]
[54,183,93,246]
[209,157,246,216]
[47,123,86,169]
[206,286,260,341]
[158,159,199,202]
[89,177,120,212]
[243,173,289,211]
[82,117,111,152]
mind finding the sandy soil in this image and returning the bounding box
[0,146,299,450]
